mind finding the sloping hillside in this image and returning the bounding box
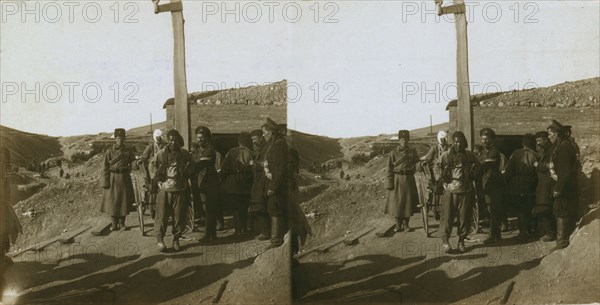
[0,125,62,166]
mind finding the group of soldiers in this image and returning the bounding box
[100,118,310,253]
[383,119,579,254]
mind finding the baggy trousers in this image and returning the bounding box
[441,191,473,244]
[155,189,189,242]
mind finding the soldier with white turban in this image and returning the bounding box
[138,129,166,219]
[420,130,450,220]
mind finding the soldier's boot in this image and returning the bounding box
[540,216,557,242]
[110,217,119,231]
[516,210,531,240]
[255,214,271,241]
[118,217,127,232]
[268,217,284,248]
[233,210,242,235]
[157,236,167,253]
[403,218,413,232]
[553,218,570,250]
[394,217,404,232]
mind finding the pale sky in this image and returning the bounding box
[1,1,598,137]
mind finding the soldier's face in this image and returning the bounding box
[252,135,264,146]
[263,128,273,142]
[399,138,408,148]
[453,137,465,151]
[168,135,179,150]
[481,135,492,148]
[536,137,548,148]
[196,133,207,145]
[548,129,558,143]
[115,136,125,146]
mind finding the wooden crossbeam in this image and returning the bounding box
[59,225,92,244]
[343,227,376,245]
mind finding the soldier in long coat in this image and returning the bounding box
[220,132,254,235]
[533,131,556,241]
[262,118,288,248]
[249,129,270,240]
[382,130,420,232]
[547,120,578,250]
[100,128,136,231]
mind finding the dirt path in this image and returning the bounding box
[3,215,289,305]
[294,207,597,304]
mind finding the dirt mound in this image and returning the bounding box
[221,237,292,305]
[0,125,62,166]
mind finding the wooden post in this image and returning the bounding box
[154,0,191,149]
[436,0,473,148]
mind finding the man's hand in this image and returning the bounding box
[553,191,561,198]
[267,190,274,196]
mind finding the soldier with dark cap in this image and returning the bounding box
[191,126,221,243]
[220,132,254,235]
[533,131,556,242]
[479,127,506,244]
[382,130,420,233]
[100,128,136,232]
[249,129,270,239]
[262,118,288,248]
[504,133,538,240]
[547,120,578,250]
[438,131,479,253]
[150,129,191,252]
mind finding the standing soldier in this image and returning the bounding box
[192,126,221,243]
[382,130,420,233]
[150,130,191,252]
[220,132,254,236]
[249,129,270,239]
[533,131,556,242]
[439,131,479,253]
[138,129,165,219]
[504,133,538,240]
[479,128,505,244]
[420,130,449,221]
[262,118,288,248]
[547,120,577,250]
[100,128,136,232]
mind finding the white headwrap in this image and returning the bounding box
[437,130,447,144]
[153,129,163,143]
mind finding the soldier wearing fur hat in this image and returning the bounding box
[100,128,136,232]
[547,120,578,250]
[382,130,420,233]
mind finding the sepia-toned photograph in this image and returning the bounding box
[1,0,599,305]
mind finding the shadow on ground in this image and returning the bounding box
[295,253,541,304]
